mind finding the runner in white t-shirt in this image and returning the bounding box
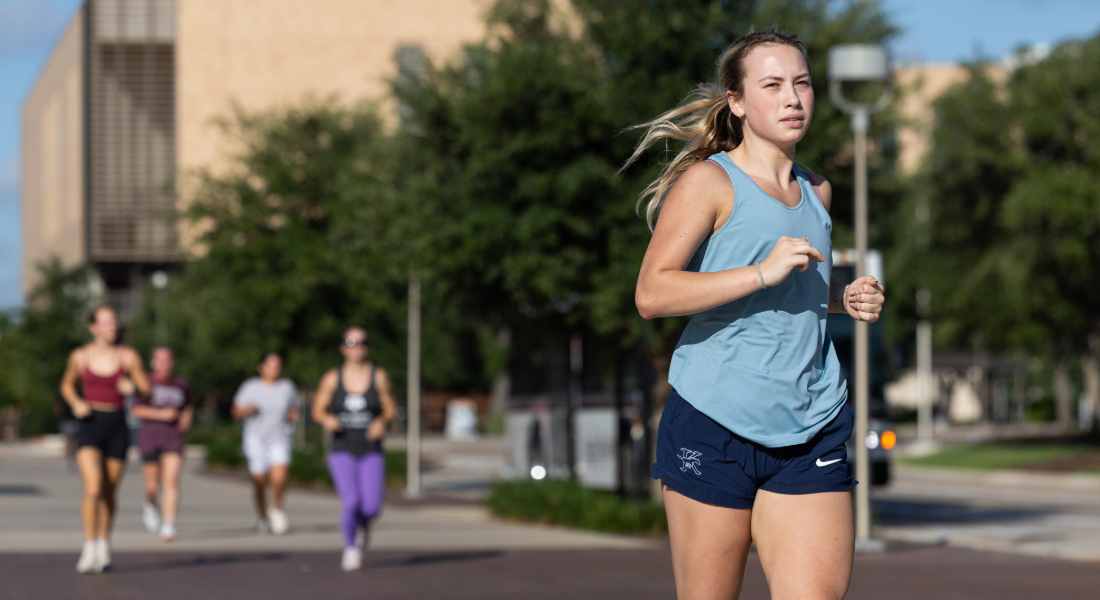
[231,353,299,535]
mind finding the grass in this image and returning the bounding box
[488,480,667,535]
[898,443,1088,471]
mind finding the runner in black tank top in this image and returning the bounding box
[311,327,397,571]
[329,365,383,456]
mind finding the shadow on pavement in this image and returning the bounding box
[109,552,288,573]
[874,498,1042,526]
[0,484,44,496]
[367,550,504,569]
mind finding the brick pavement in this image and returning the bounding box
[1,543,1097,600]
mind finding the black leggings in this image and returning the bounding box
[75,410,129,460]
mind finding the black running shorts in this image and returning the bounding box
[75,410,130,460]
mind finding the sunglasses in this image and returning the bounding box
[344,337,369,348]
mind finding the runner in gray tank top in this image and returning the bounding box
[626,27,885,599]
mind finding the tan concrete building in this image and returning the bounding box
[22,0,487,311]
[894,63,1008,175]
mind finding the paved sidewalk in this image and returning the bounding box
[0,438,653,554]
[875,465,1100,561]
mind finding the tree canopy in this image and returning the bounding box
[888,36,1100,362]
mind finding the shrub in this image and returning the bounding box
[488,480,667,535]
[189,422,245,469]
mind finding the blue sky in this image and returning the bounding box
[1,0,1099,310]
[0,0,83,310]
[885,0,1094,63]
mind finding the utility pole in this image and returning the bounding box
[916,289,933,445]
[406,272,422,498]
[566,334,582,480]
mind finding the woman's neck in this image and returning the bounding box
[730,130,797,183]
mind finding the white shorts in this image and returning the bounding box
[243,435,291,475]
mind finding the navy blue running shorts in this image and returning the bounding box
[651,388,856,509]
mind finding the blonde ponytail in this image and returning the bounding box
[621,26,807,230]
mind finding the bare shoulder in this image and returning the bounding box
[666,159,733,204]
[373,366,391,385]
[801,167,833,212]
[66,346,86,369]
[119,346,142,365]
[657,159,734,231]
[319,368,339,387]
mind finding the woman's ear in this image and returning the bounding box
[725,90,743,119]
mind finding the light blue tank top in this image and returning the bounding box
[667,152,848,448]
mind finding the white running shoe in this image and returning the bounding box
[76,542,97,574]
[341,547,362,572]
[158,521,177,542]
[269,509,289,535]
[143,502,161,533]
[94,539,111,572]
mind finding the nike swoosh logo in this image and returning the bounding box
[816,458,842,467]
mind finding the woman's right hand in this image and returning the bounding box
[72,400,92,419]
[321,415,343,433]
[758,236,825,287]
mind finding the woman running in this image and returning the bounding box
[60,306,151,573]
[629,28,885,599]
[231,352,299,535]
[311,327,396,571]
[131,346,192,542]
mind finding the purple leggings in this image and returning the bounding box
[328,451,385,548]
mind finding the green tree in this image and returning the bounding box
[0,260,101,434]
[129,103,413,407]
[886,67,1025,350]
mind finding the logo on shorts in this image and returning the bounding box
[677,448,703,476]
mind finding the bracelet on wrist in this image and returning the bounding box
[754,262,767,290]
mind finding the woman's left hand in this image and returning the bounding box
[366,419,387,442]
[845,276,885,322]
[178,410,192,432]
[116,376,136,396]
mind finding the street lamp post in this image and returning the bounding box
[828,45,891,553]
[151,270,169,344]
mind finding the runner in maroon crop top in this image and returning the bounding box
[60,306,150,574]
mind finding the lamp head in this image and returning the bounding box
[828,45,889,83]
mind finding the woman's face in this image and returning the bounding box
[339,328,369,363]
[728,44,814,148]
[88,308,118,344]
[259,355,282,381]
[151,348,174,377]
